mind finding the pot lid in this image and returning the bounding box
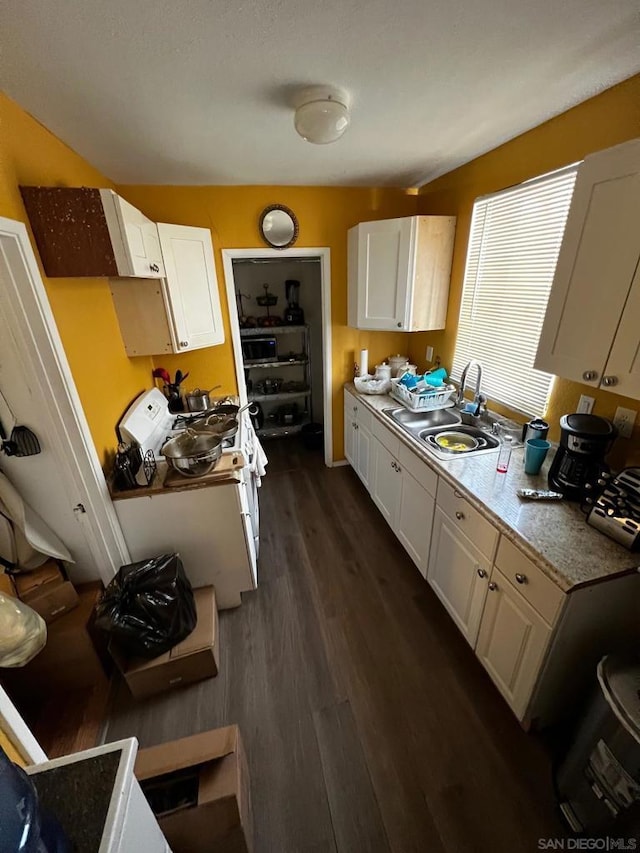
[561,413,616,438]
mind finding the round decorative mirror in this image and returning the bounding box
[259,204,299,249]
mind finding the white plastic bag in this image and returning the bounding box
[0,592,46,667]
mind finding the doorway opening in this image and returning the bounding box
[222,248,332,466]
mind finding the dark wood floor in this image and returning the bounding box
[106,438,564,852]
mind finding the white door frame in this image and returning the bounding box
[0,217,130,583]
[221,248,334,466]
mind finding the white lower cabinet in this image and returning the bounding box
[427,508,490,645]
[397,469,435,578]
[357,423,373,491]
[344,398,357,466]
[475,566,552,719]
[371,437,402,526]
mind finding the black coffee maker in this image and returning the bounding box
[284,279,304,325]
[548,413,617,500]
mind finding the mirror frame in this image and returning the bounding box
[259,204,299,249]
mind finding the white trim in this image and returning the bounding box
[222,247,334,467]
[0,218,130,583]
[0,684,47,763]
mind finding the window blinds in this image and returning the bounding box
[452,166,578,417]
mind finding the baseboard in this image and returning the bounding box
[330,459,349,468]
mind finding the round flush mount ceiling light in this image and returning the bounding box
[294,86,351,145]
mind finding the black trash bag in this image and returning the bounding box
[95,554,197,659]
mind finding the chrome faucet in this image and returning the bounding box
[456,360,484,412]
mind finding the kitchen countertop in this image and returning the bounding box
[346,383,640,592]
[110,452,246,501]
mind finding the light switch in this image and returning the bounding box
[577,395,595,414]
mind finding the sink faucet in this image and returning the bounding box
[456,360,484,412]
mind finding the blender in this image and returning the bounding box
[284,280,304,325]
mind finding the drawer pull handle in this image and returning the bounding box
[488,581,498,592]
[515,573,527,584]
[477,567,486,578]
[454,489,464,498]
[455,511,465,520]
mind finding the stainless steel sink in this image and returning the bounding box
[383,407,500,459]
[418,425,500,460]
[384,406,462,434]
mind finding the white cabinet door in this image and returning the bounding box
[476,566,552,720]
[371,437,402,528]
[158,223,225,352]
[351,218,413,330]
[427,508,490,646]
[535,139,640,389]
[101,190,165,278]
[396,468,435,578]
[356,424,372,492]
[601,261,640,398]
[344,398,357,467]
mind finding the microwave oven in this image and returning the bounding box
[242,336,277,363]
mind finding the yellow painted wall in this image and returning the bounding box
[0,92,153,463]
[115,185,417,458]
[413,73,640,464]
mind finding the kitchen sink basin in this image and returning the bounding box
[418,425,500,460]
[383,407,500,459]
[384,406,462,433]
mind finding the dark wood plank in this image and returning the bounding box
[314,700,390,853]
[105,438,564,853]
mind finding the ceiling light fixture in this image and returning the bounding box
[294,86,351,145]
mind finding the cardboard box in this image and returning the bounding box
[13,560,79,623]
[135,725,252,853]
[110,585,219,700]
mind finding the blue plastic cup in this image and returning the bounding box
[524,438,550,475]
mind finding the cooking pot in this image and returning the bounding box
[185,385,222,412]
[161,430,222,478]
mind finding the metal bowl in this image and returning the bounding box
[161,430,223,478]
[434,431,480,453]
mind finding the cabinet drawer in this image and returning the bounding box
[494,538,564,626]
[436,479,499,561]
[357,403,372,432]
[344,388,358,413]
[398,444,437,497]
[372,416,400,458]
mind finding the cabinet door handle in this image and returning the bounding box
[396,465,401,474]
[454,489,464,498]
[150,262,160,273]
[354,423,359,430]
[455,511,465,521]
[477,567,486,578]
[353,405,357,412]
[397,322,402,328]
[515,572,527,584]
[582,370,598,382]
[180,340,189,348]
[602,375,618,387]
[488,581,498,591]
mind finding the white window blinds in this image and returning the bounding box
[452,166,578,417]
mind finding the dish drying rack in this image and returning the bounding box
[389,378,456,412]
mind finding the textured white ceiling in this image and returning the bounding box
[1,0,638,186]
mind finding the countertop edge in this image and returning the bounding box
[345,383,640,593]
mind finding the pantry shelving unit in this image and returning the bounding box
[240,324,312,438]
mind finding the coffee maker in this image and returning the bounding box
[284,279,304,325]
[548,413,617,500]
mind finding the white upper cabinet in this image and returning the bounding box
[535,138,640,398]
[348,215,456,331]
[110,224,225,356]
[101,191,165,279]
[157,223,224,351]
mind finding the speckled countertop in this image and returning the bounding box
[346,383,640,592]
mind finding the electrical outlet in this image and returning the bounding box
[426,346,434,362]
[577,395,595,414]
[613,406,636,439]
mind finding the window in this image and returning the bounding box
[452,165,578,417]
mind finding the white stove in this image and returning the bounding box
[118,389,243,460]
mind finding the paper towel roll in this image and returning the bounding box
[359,349,369,377]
